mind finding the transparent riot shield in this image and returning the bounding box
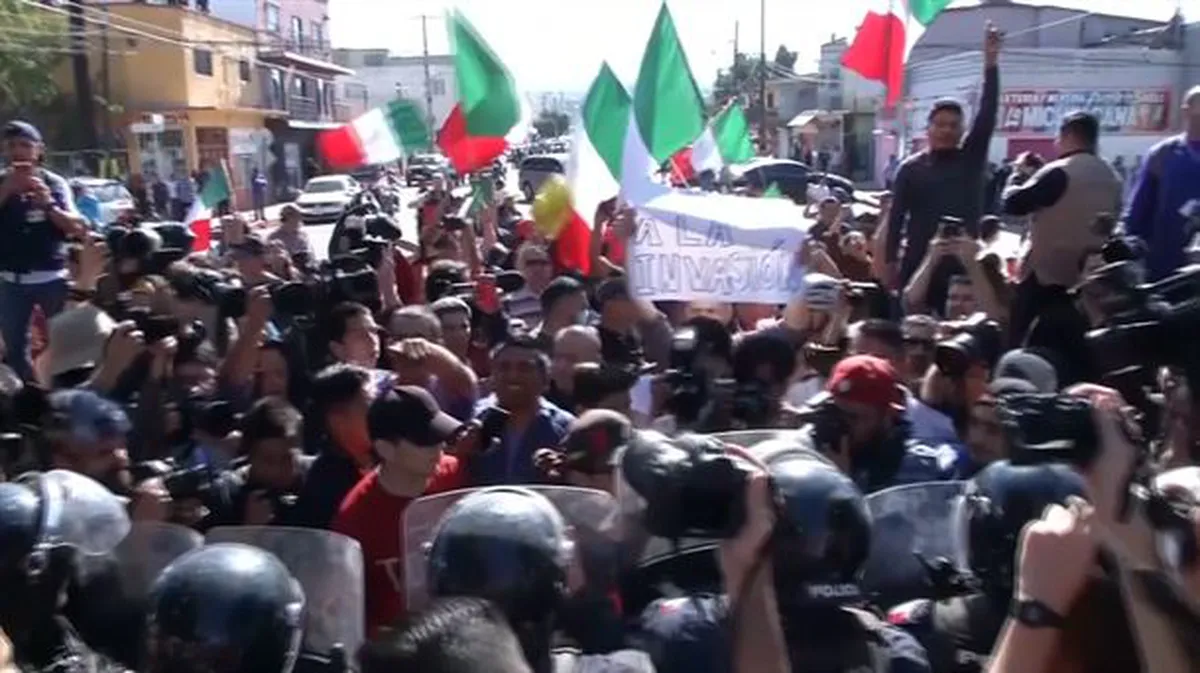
[206,526,365,661]
[861,481,968,608]
[111,522,203,601]
[402,486,620,613]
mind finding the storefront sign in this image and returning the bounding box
[229,128,260,155]
[999,89,1170,135]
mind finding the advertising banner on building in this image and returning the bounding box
[999,89,1170,136]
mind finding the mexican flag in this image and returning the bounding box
[841,0,953,106]
[619,3,707,199]
[690,102,754,174]
[436,10,520,174]
[318,99,431,170]
[557,63,632,274]
[186,163,231,252]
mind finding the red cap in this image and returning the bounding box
[827,355,905,411]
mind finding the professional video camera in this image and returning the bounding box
[188,265,379,321]
[662,325,774,430]
[620,430,755,539]
[794,391,849,455]
[1078,260,1200,386]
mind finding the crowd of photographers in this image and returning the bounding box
[3,26,1200,673]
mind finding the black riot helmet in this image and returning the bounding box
[427,487,571,625]
[0,482,40,573]
[768,453,872,610]
[142,543,304,673]
[957,460,1086,599]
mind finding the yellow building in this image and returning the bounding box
[71,3,351,205]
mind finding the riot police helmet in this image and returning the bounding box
[957,460,1085,598]
[767,453,872,608]
[427,487,571,625]
[142,543,304,673]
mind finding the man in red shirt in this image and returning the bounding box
[332,385,468,636]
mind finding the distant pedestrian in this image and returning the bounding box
[251,166,268,220]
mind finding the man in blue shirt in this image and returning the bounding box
[0,121,85,380]
[469,335,574,485]
[1125,85,1200,280]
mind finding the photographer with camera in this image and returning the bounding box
[985,385,1199,673]
[802,355,958,492]
[902,220,1008,325]
[917,316,1004,440]
[0,121,87,382]
[633,440,929,673]
[887,461,1086,673]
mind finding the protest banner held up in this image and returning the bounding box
[625,188,811,304]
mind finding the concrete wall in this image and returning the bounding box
[333,50,456,127]
[905,47,1185,164]
[911,4,1164,64]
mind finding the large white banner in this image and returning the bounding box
[627,189,810,303]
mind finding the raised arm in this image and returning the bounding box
[963,24,1001,160]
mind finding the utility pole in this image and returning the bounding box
[733,20,739,66]
[69,0,99,172]
[759,0,767,148]
[100,2,111,152]
[420,14,436,147]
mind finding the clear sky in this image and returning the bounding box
[327,0,1185,93]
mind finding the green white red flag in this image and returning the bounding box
[436,10,521,174]
[186,162,232,251]
[841,0,953,105]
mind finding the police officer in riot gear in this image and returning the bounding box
[426,486,654,673]
[887,461,1085,673]
[140,543,305,673]
[0,472,132,673]
[639,450,931,673]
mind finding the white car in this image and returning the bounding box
[73,177,135,227]
[295,175,360,224]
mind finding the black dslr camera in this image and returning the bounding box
[995,393,1104,467]
[620,431,755,539]
[934,313,1003,377]
[662,327,711,425]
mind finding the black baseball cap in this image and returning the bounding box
[4,120,42,143]
[368,386,463,447]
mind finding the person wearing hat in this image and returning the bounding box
[534,409,631,494]
[333,386,471,637]
[0,120,86,381]
[813,355,958,492]
[229,232,281,287]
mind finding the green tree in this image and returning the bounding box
[773,45,798,72]
[0,0,68,119]
[532,109,570,139]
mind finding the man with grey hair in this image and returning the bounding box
[1125,84,1200,280]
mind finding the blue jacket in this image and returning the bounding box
[468,395,574,485]
[1124,134,1200,280]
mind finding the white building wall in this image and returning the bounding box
[904,48,1185,164]
[333,53,457,129]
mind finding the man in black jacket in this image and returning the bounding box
[885,25,1001,293]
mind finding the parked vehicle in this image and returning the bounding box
[74,177,135,226]
[406,154,447,186]
[729,159,855,204]
[295,175,360,224]
[517,153,568,202]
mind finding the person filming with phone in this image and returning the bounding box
[0,121,86,381]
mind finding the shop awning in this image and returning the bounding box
[786,112,818,129]
[257,50,355,77]
[287,120,342,130]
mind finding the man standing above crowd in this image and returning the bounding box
[1124,85,1200,280]
[0,121,85,381]
[1002,111,1121,342]
[885,25,1000,291]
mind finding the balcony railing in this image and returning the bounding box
[259,35,334,62]
[287,95,321,121]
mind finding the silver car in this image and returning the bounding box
[517,153,568,203]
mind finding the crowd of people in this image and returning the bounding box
[1,25,1200,673]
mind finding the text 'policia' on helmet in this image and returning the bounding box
[141,543,305,673]
[427,487,572,624]
[767,452,872,608]
[955,460,1086,598]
